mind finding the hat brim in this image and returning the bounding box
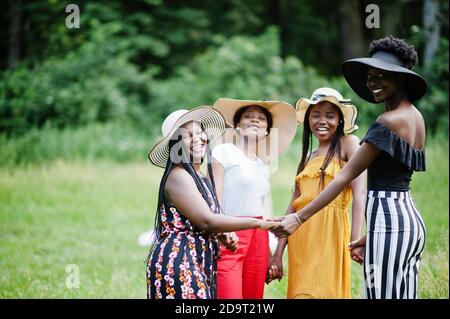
[213,98,297,161]
[148,106,226,168]
[295,96,359,135]
[342,58,428,103]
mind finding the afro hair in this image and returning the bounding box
[368,35,419,70]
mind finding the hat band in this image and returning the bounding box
[371,51,405,68]
[311,94,352,104]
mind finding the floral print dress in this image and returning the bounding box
[146,176,220,299]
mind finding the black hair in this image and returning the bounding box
[147,122,222,261]
[368,35,419,70]
[296,104,345,190]
[233,105,273,133]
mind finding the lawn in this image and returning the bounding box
[0,140,448,298]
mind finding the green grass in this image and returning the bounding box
[0,160,162,298]
[0,138,448,298]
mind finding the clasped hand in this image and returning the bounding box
[267,214,302,238]
[218,232,239,252]
[219,218,283,252]
[348,236,366,265]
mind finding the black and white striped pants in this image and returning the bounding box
[364,190,426,299]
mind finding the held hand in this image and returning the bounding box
[266,216,286,222]
[348,236,366,249]
[349,236,366,265]
[266,254,284,283]
[258,219,279,231]
[219,232,239,253]
[350,246,365,265]
[270,213,301,238]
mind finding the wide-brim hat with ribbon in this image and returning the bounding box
[148,106,226,168]
[342,50,428,103]
[213,98,297,161]
[295,87,359,135]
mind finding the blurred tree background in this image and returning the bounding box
[0,0,448,163]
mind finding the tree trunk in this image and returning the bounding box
[377,2,402,39]
[423,0,440,69]
[339,0,365,60]
[8,0,22,68]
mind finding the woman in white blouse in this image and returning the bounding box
[211,98,297,299]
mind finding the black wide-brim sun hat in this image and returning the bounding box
[342,51,428,103]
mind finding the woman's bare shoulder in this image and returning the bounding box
[341,134,361,160]
[166,166,195,191]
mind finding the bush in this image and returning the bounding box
[0,121,153,167]
[151,27,317,109]
[0,26,446,167]
[0,40,155,136]
[417,37,449,134]
[150,27,390,130]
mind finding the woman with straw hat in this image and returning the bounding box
[146,106,276,299]
[211,98,297,299]
[266,87,367,298]
[270,36,428,299]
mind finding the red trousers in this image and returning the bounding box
[217,218,269,299]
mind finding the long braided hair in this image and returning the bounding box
[147,122,222,259]
[296,105,345,190]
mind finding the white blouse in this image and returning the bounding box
[212,143,271,217]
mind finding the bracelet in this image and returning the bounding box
[294,213,304,225]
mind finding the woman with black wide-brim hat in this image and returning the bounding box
[269,36,427,299]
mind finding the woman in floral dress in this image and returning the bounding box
[146,107,276,299]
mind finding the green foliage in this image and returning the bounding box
[419,37,449,133]
[0,40,154,135]
[15,1,218,77]
[408,21,450,134]
[150,27,326,111]
[0,121,152,167]
[153,23,447,133]
[149,27,390,130]
[0,27,445,168]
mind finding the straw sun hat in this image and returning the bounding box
[295,87,359,135]
[148,106,226,168]
[213,98,297,160]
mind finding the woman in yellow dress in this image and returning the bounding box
[267,88,367,298]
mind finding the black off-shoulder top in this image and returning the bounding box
[360,122,426,191]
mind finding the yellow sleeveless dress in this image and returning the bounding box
[287,156,352,299]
